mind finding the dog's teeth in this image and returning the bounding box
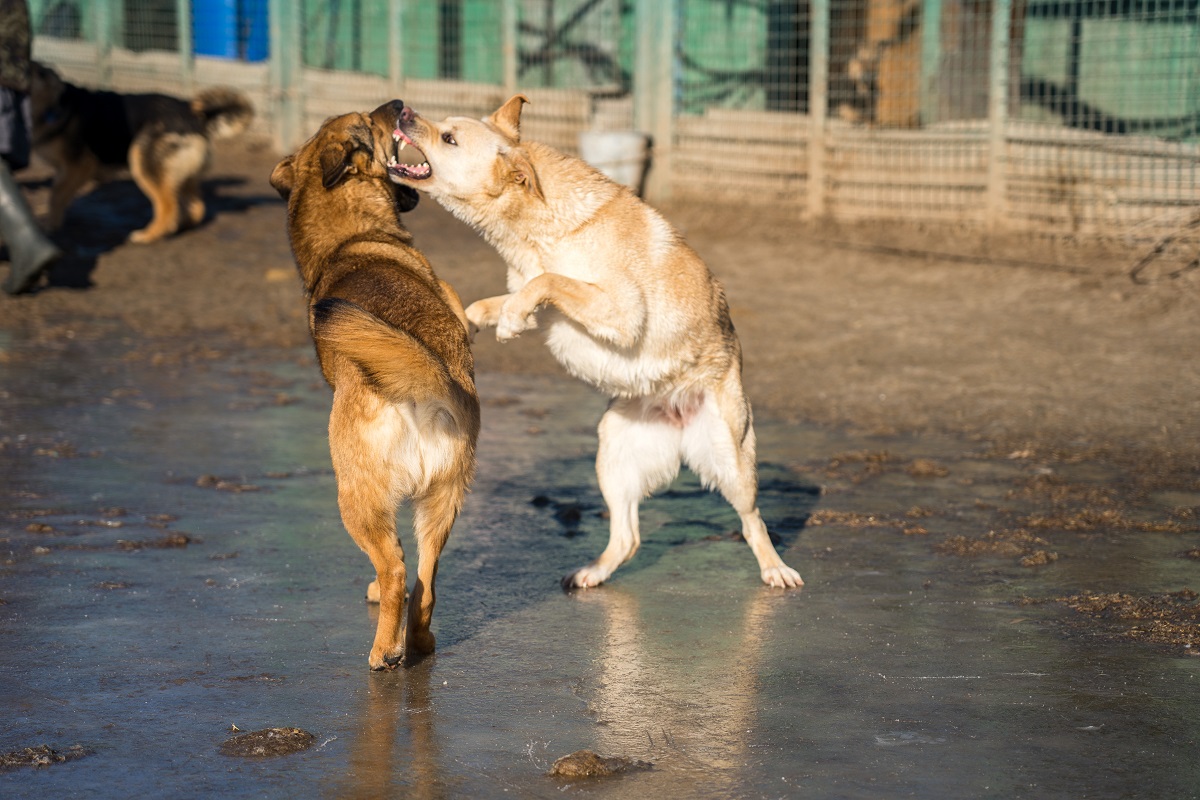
[398,139,407,151]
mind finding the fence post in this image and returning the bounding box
[502,0,519,94]
[269,0,303,152]
[176,0,194,94]
[634,0,674,203]
[93,1,114,88]
[807,0,829,219]
[987,0,1011,227]
[388,0,405,93]
[920,0,943,124]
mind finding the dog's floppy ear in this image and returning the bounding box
[396,185,420,213]
[505,149,543,202]
[320,140,357,189]
[489,94,530,141]
[269,155,295,199]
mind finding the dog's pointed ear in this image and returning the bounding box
[396,185,420,213]
[489,94,530,141]
[269,155,295,199]
[320,141,356,189]
[506,149,543,202]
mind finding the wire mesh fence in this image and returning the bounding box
[24,0,1200,240]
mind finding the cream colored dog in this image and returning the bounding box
[389,96,802,589]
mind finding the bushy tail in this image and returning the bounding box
[312,298,474,432]
[191,87,254,140]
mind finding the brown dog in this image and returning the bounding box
[30,61,254,243]
[270,101,479,669]
[390,97,803,590]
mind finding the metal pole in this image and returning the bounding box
[920,0,943,125]
[807,0,829,219]
[389,0,405,93]
[502,0,519,94]
[94,0,113,88]
[177,0,194,95]
[634,0,674,203]
[987,0,1011,227]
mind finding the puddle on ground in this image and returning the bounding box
[1,339,1197,798]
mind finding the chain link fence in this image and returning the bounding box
[26,0,1200,240]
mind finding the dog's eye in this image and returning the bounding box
[441,132,457,146]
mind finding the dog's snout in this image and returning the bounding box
[398,105,415,123]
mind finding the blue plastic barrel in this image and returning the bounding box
[240,0,269,62]
[193,0,269,61]
[193,0,238,59]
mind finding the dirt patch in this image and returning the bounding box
[218,727,316,759]
[0,744,90,770]
[1029,589,1200,651]
[935,529,1059,568]
[546,749,653,779]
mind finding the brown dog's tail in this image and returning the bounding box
[191,87,254,140]
[312,298,476,433]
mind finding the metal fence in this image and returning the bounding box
[27,0,1200,240]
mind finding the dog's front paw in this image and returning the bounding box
[561,565,610,590]
[761,565,804,589]
[465,300,492,330]
[496,312,537,342]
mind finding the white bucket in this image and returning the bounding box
[578,131,650,195]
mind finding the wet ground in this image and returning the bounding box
[2,140,1199,797]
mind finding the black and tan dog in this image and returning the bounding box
[29,61,254,243]
[270,101,479,670]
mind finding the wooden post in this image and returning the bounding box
[634,0,674,203]
[269,0,303,152]
[987,0,1011,227]
[807,0,829,218]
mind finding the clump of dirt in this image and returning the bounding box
[1044,589,1200,649]
[115,533,192,550]
[196,474,263,493]
[934,529,1058,568]
[906,458,950,478]
[218,727,315,759]
[1006,474,1121,506]
[807,510,901,529]
[546,749,653,779]
[0,744,90,770]
[820,450,897,483]
[1018,508,1193,533]
[805,508,931,536]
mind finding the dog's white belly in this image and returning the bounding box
[545,317,681,398]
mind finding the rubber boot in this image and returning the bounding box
[0,160,61,295]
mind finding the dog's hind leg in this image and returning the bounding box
[128,142,180,244]
[681,379,804,589]
[404,477,465,661]
[330,393,408,669]
[181,176,205,228]
[564,397,682,589]
[46,158,98,231]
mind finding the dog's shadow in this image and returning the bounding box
[21,174,281,289]
[431,457,818,649]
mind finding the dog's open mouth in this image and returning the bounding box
[388,128,431,182]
